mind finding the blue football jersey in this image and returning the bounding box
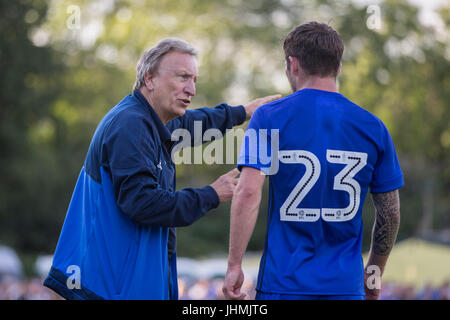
[237,88,404,295]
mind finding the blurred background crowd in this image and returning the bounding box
[0,275,449,300]
[1,237,449,300]
[178,277,450,300]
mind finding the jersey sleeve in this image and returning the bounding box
[370,121,404,193]
[237,108,278,175]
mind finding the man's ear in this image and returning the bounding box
[288,56,300,76]
[336,62,342,77]
[144,73,154,91]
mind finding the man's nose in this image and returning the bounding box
[184,80,196,96]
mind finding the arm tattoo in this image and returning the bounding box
[371,190,400,256]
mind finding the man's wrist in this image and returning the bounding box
[365,254,387,276]
[203,185,220,209]
[231,105,247,124]
[227,260,242,269]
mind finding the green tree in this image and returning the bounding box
[0,0,66,253]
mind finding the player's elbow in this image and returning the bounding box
[234,166,265,204]
[235,181,261,202]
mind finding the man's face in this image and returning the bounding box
[147,51,198,122]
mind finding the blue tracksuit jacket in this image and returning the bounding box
[43,90,246,299]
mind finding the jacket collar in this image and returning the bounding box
[133,89,172,144]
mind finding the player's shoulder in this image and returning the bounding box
[263,91,301,109]
[252,91,299,118]
[339,94,385,126]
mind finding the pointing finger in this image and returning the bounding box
[226,168,240,178]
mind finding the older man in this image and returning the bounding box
[43,38,280,300]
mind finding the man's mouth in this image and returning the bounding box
[178,99,190,106]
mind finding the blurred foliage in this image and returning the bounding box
[0,0,448,257]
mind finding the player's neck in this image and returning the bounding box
[296,76,338,93]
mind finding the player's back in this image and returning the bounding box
[240,88,403,295]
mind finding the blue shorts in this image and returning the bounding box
[255,291,365,300]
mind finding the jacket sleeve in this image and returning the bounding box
[104,111,220,227]
[166,103,246,146]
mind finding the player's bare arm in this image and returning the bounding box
[372,190,401,256]
[365,189,401,299]
[223,167,265,300]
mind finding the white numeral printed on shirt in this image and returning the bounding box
[279,150,321,222]
[279,149,368,223]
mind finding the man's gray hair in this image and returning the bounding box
[133,38,198,91]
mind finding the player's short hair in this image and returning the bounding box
[133,38,198,91]
[283,21,344,78]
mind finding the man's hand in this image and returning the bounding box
[210,168,240,203]
[223,264,246,300]
[243,94,282,120]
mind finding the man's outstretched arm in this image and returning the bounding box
[223,167,266,300]
[167,94,281,146]
[365,189,401,299]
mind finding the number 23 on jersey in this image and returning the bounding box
[279,149,368,223]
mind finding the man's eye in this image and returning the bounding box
[179,75,189,80]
